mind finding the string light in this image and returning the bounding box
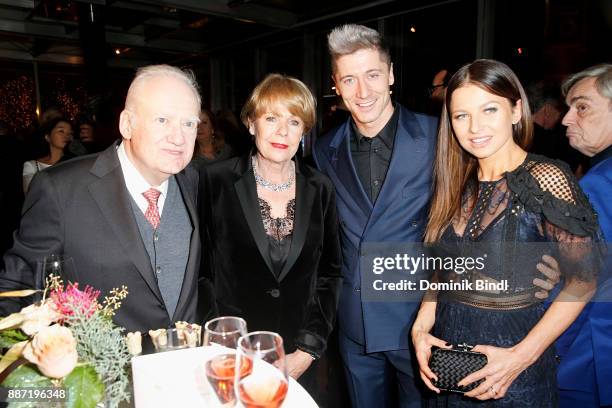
[0,75,88,132]
[49,78,88,122]
[0,75,36,131]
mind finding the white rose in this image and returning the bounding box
[22,324,78,378]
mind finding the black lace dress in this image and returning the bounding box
[428,154,601,407]
[258,198,295,277]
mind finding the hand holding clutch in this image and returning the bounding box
[411,327,452,393]
[428,343,488,393]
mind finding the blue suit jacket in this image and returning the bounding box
[313,105,437,353]
[557,156,612,405]
[581,157,612,240]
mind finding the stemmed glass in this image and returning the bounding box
[203,316,249,406]
[39,255,75,301]
[235,331,289,408]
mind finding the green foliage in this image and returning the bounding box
[1,364,58,408]
[64,365,105,408]
[1,363,52,388]
[0,329,28,350]
[65,309,131,408]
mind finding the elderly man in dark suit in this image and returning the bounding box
[0,64,214,334]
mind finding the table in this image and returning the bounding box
[131,345,318,407]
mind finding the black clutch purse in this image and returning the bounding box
[428,343,488,393]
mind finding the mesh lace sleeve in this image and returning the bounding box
[508,156,603,282]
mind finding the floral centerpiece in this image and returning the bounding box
[0,275,132,408]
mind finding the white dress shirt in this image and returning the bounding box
[117,142,168,216]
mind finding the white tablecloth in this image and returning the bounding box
[131,345,318,407]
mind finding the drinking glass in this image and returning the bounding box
[38,255,75,301]
[203,316,248,407]
[151,327,201,352]
[235,331,288,408]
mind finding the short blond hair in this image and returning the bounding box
[241,73,316,133]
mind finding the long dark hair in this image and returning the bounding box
[41,116,71,139]
[425,59,533,242]
[39,116,72,156]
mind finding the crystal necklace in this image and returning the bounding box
[252,156,295,192]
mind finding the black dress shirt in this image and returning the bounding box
[350,107,399,203]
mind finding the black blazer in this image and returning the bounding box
[199,153,342,357]
[0,143,216,333]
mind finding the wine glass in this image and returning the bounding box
[38,255,75,301]
[235,331,289,408]
[203,316,248,406]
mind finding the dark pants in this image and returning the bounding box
[339,331,423,408]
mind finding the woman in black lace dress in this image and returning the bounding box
[199,74,342,390]
[411,60,601,407]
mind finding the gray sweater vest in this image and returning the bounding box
[131,176,192,319]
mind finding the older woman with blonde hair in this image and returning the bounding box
[199,73,342,390]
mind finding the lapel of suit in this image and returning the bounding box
[234,156,275,275]
[87,144,164,303]
[172,171,199,320]
[277,162,315,282]
[326,122,372,217]
[365,107,426,235]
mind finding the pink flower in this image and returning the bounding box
[22,324,78,378]
[51,283,100,318]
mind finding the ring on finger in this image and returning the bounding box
[489,387,497,396]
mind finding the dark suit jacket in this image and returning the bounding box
[0,143,215,333]
[199,153,342,357]
[313,104,437,353]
